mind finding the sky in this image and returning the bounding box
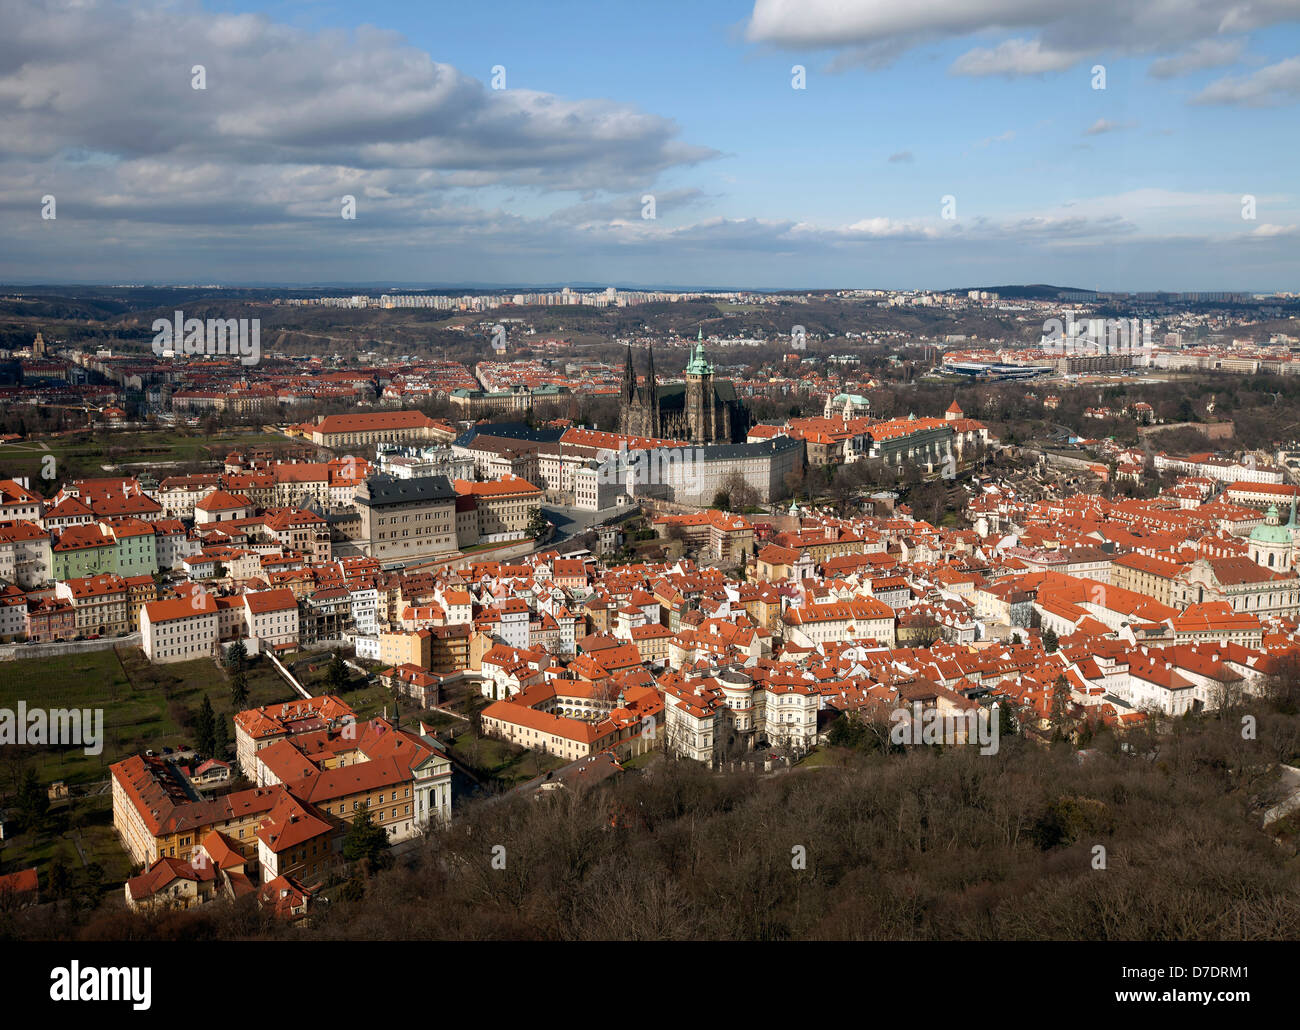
[2,0,1299,291]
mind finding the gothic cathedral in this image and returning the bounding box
[619,329,751,444]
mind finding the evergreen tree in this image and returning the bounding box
[342,807,391,871]
[231,669,249,710]
[1050,675,1073,735]
[196,695,217,758]
[213,716,229,759]
[337,873,366,902]
[228,640,250,708]
[996,701,1017,738]
[17,767,49,829]
[47,857,72,899]
[1042,627,1059,653]
[225,638,248,672]
[526,507,550,540]
[327,652,349,693]
[84,862,105,893]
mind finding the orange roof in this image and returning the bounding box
[312,410,436,433]
[145,594,218,621]
[0,479,42,505]
[196,489,252,512]
[0,867,38,895]
[453,476,541,496]
[0,519,49,542]
[53,524,112,551]
[244,588,298,614]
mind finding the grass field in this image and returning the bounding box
[0,645,564,891]
[0,639,422,897]
[0,794,136,891]
[0,643,304,890]
[0,645,304,788]
[621,749,661,772]
[444,728,566,789]
[0,427,284,483]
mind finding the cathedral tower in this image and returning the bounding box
[621,343,637,407]
[684,327,717,442]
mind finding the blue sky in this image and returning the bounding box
[3,0,1299,290]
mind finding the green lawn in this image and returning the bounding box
[0,645,299,788]
[334,682,454,730]
[0,428,283,483]
[445,729,566,788]
[621,749,662,772]
[0,794,135,894]
[0,644,307,893]
[0,642,458,895]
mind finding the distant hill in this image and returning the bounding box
[948,284,1090,300]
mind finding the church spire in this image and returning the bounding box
[646,341,659,435]
[686,328,713,376]
[621,342,637,404]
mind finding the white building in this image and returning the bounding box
[140,594,219,663]
[0,520,53,588]
[243,589,300,651]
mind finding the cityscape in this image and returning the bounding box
[1,0,1298,988]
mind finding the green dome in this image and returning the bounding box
[1251,505,1291,545]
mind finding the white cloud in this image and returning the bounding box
[950,38,1085,77]
[0,0,739,288]
[0,0,716,190]
[1249,223,1299,238]
[836,217,944,239]
[1148,38,1248,78]
[1192,56,1300,106]
[1083,118,1135,135]
[745,0,1299,78]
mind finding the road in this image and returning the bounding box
[540,500,635,544]
[0,633,140,662]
